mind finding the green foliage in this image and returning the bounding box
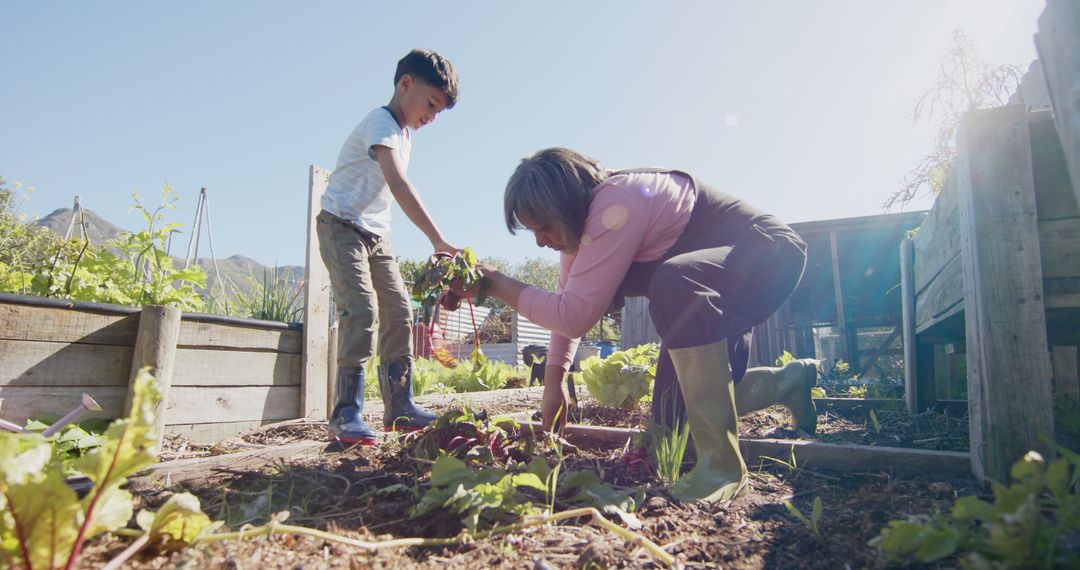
[0,179,77,296]
[236,265,303,322]
[0,184,207,310]
[402,407,524,464]
[558,470,644,529]
[784,496,823,537]
[135,492,220,548]
[446,358,516,393]
[411,454,549,533]
[411,248,488,325]
[775,350,796,367]
[647,417,691,486]
[581,343,659,409]
[871,449,1080,568]
[411,357,456,396]
[0,368,162,569]
[21,420,106,475]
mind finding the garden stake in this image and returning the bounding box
[0,418,22,433]
[42,393,102,437]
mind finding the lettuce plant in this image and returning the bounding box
[581,343,659,409]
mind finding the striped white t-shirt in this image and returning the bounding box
[322,107,411,237]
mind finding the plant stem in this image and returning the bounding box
[100,534,150,570]
[192,507,677,567]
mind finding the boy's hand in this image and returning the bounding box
[433,240,458,256]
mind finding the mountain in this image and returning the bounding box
[35,208,304,299]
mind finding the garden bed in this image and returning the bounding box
[85,388,1003,569]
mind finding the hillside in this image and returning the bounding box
[36,208,303,299]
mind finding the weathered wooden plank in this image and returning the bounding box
[914,253,964,334]
[957,105,1055,482]
[901,237,923,413]
[166,419,290,445]
[1039,217,1080,278]
[302,164,331,421]
[1046,277,1080,309]
[171,349,301,387]
[126,305,181,436]
[0,302,139,345]
[620,297,660,349]
[1053,346,1079,400]
[1030,110,1080,221]
[163,385,301,425]
[131,441,330,489]
[912,168,961,294]
[518,421,972,477]
[740,438,971,478]
[0,386,126,425]
[828,231,850,362]
[1035,0,1080,210]
[0,340,132,387]
[177,320,302,353]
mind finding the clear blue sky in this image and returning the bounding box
[1,1,1046,267]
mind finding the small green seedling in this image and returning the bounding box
[784,496,823,537]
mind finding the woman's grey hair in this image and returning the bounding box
[504,148,608,246]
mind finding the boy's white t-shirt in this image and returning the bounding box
[322,107,411,237]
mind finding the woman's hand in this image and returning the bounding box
[541,366,570,434]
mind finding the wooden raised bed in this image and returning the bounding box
[901,107,1080,481]
[0,293,307,442]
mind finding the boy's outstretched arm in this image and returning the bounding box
[374,145,457,254]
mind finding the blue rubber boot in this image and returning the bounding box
[327,367,378,445]
[379,359,436,431]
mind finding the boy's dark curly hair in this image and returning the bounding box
[395,49,460,109]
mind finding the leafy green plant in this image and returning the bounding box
[647,418,691,486]
[236,265,303,322]
[0,368,161,570]
[871,449,1080,568]
[454,359,514,392]
[402,407,525,464]
[775,350,796,367]
[557,470,644,529]
[411,248,489,325]
[784,496,823,537]
[410,454,549,532]
[580,343,659,409]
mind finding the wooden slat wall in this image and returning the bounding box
[0,295,304,433]
[1035,0,1080,210]
[912,110,1080,337]
[957,105,1054,482]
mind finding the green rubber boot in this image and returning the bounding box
[735,359,820,433]
[669,341,748,503]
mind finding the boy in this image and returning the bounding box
[316,49,460,444]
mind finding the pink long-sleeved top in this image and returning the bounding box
[515,171,697,370]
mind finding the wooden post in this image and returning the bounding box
[901,236,937,412]
[302,165,332,421]
[828,231,849,363]
[1053,346,1079,399]
[957,105,1055,482]
[327,322,339,416]
[1035,0,1080,209]
[126,305,181,437]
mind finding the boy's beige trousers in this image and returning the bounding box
[316,210,414,368]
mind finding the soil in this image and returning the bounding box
[91,389,983,569]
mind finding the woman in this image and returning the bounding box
[463,148,815,503]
